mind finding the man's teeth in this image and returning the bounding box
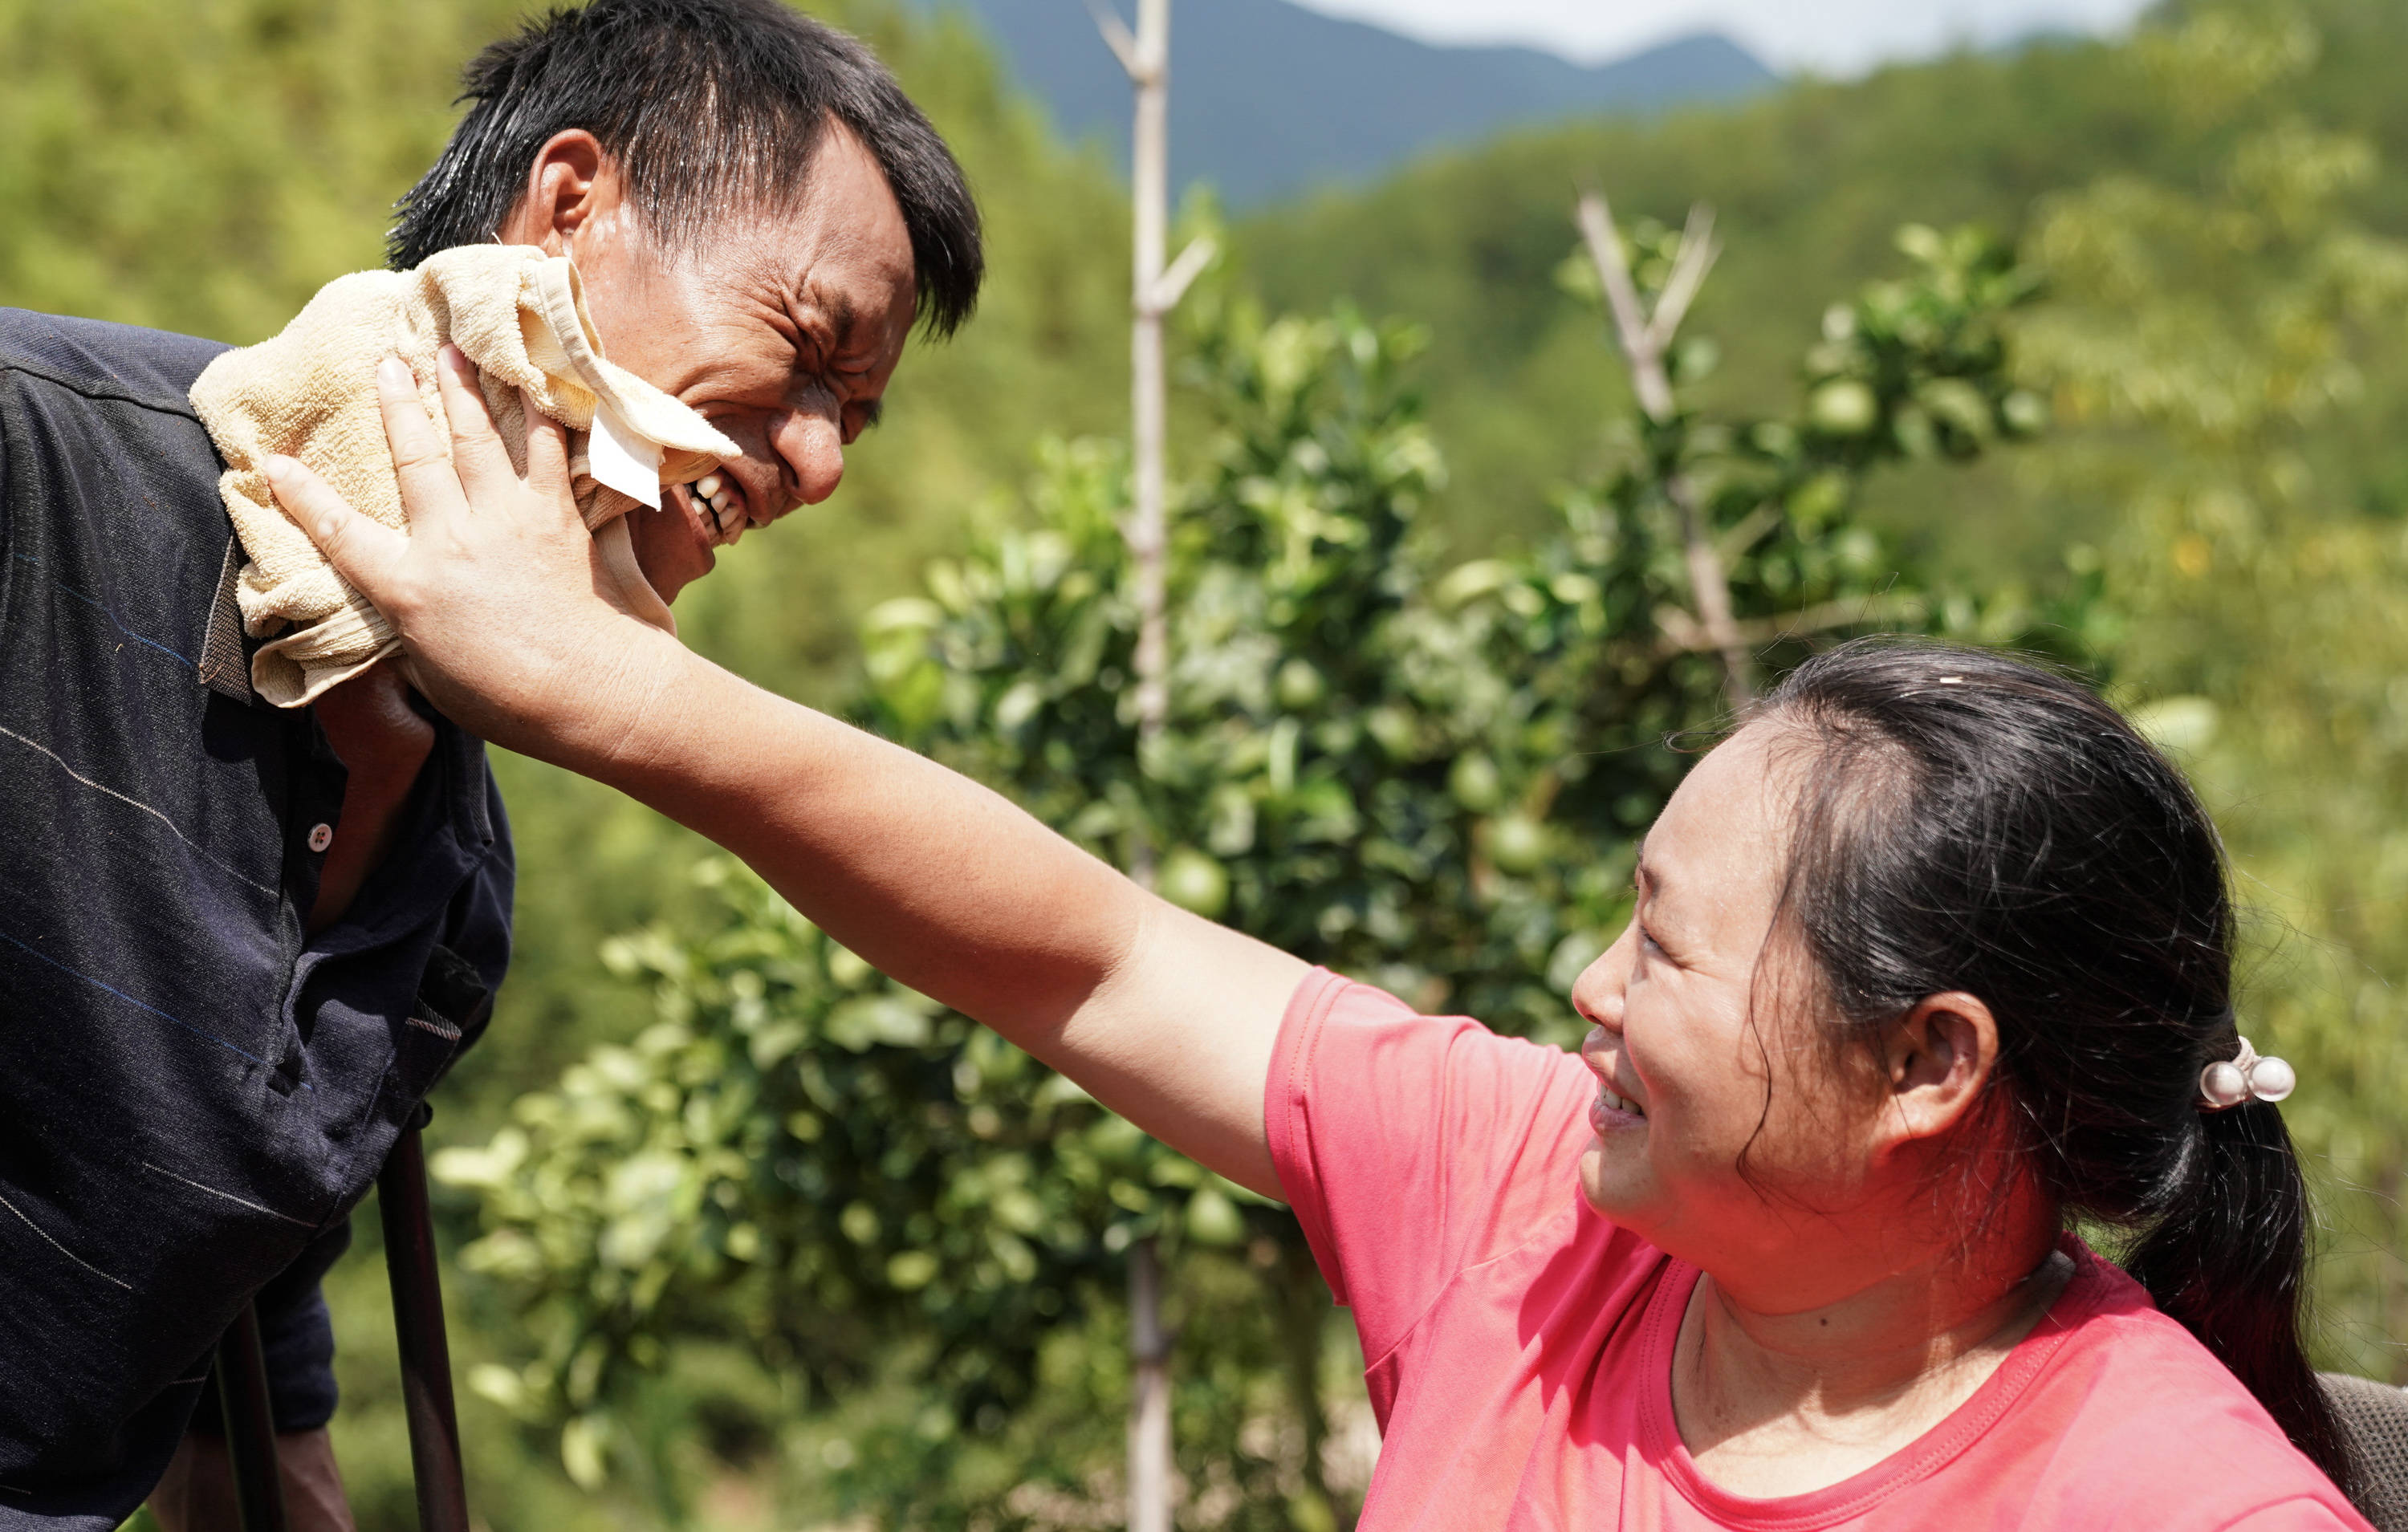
[1601,1087,1645,1119]
[690,473,739,535]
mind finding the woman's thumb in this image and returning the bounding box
[264,455,409,604]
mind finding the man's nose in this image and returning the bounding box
[769,405,846,506]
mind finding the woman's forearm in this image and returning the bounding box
[586,637,1147,1041]
[538,637,1298,1197]
[270,352,1302,1193]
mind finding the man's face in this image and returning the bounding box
[502,122,919,603]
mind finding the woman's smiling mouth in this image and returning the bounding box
[1590,1083,1647,1133]
[1580,1026,1647,1131]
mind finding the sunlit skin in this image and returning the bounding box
[296,121,921,920]
[1570,721,2071,1496]
[298,122,921,932]
[494,120,919,603]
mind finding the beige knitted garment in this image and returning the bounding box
[189,244,738,707]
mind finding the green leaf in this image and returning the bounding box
[824,996,936,1052]
[1183,1186,1247,1247]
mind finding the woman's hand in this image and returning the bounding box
[262,345,685,770]
[274,343,1302,1197]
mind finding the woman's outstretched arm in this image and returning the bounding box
[268,348,1305,1197]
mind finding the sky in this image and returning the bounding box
[1287,0,2158,76]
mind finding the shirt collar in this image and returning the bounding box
[201,533,495,856]
[199,536,258,705]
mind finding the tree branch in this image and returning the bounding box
[1576,187,1752,710]
[1715,502,1782,566]
[1646,204,1720,355]
[1575,189,1669,421]
[1653,594,1926,657]
[1084,0,1141,78]
[1144,235,1217,315]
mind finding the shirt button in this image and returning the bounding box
[307,823,334,853]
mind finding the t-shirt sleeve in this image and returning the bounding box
[1264,968,1599,1366]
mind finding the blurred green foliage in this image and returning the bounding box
[12,0,2408,1527]
[2011,6,2408,1378]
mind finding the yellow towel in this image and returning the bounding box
[189,244,738,707]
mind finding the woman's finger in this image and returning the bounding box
[433,344,523,500]
[265,455,412,608]
[374,357,469,534]
[519,385,573,498]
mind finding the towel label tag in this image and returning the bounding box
[588,400,663,510]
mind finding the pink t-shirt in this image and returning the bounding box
[1266,969,2372,1531]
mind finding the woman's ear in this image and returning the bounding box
[1878,991,1999,1149]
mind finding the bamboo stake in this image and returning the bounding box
[1090,0,1215,809]
[1128,1236,1171,1532]
[1088,5,1212,1528]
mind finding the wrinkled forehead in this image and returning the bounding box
[715,133,916,320]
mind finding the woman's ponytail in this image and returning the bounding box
[1763,640,2365,1512]
[2125,1100,2357,1501]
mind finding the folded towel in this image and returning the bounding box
[189,244,739,706]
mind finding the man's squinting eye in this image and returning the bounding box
[839,398,884,445]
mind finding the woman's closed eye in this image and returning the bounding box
[1637,920,1676,965]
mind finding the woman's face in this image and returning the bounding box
[1572,721,1884,1273]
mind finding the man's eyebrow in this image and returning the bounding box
[828,292,860,352]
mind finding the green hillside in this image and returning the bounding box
[907,0,1772,205]
[1236,0,2408,575]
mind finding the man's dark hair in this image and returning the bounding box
[388,0,982,336]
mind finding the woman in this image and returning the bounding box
[271,347,2373,1528]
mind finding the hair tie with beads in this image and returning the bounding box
[2199,1035,2296,1111]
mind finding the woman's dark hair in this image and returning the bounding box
[388,0,982,337]
[1759,636,2356,1502]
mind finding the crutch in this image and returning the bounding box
[213,1297,287,1532]
[218,1104,468,1532]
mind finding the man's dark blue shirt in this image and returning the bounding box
[0,309,513,1527]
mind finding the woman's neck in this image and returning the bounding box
[1671,1217,2071,1499]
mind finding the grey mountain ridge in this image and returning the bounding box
[905,0,1776,206]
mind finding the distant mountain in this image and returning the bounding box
[906,0,1777,206]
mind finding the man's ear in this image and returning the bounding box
[495,130,611,254]
[1878,991,1999,1150]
